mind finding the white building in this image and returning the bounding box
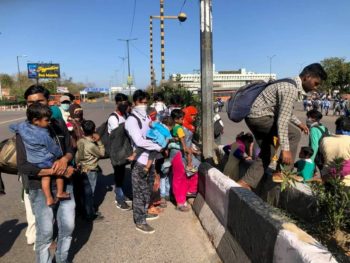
[110,86,136,95]
[170,67,276,97]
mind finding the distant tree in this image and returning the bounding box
[320,57,350,93]
[0,74,14,89]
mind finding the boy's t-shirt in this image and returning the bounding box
[295,159,315,181]
[172,124,185,149]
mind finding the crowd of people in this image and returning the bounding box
[3,62,350,262]
[0,85,211,262]
[303,94,349,116]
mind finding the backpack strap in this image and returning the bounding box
[128,113,143,130]
[109,112,119,122]
[313,125,329,137]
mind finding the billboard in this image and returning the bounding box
[27,63,60,79]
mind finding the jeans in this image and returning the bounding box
[113,164,126,203]
[160,176,170,198]
[29,184,75,263]
[82,170,98,218]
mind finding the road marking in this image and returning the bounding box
[0,117,26,125]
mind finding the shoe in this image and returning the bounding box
[272,172,284,183]
[135,223,155,234]
[93,214,104,222]
[146,213,159,221]
[159,198,167,208]
[290,175,304,182]
[0,191,6,196]
[176,205,190,212]
[116,201,131,211]
[125,197,133,204]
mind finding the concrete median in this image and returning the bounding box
[193,163,337,263]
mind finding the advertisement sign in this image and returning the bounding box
[57,86,69,93]
[27,63,60,79]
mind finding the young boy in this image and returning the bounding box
[306,110,329,169]
[76,120,105,221]
[10,103,71,206]
[171,109,197,173]
[294,147,316,182]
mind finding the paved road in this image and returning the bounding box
[0,102,220,263]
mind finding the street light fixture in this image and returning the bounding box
[16,54,28,89]
[149,11,187,91]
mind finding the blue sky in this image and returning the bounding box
[0,0,349,89]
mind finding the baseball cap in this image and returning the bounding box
[60,95,71,103]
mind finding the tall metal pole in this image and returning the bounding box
[160,0,165,82]
[150,16,155,93]
[16,56,20,89]
[200,0,214,160]
[118,38,137,96]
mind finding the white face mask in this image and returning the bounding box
[135,105,147,112]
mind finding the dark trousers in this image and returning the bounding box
[131,162,155,225]
[0,173,5,193]
[81,170,98,218]
[113,164,126,203]
[242,116,301,203]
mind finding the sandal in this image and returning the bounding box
[176,205,190,212]
[148,206,163,214]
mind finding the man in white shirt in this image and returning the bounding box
[108,93,131,210]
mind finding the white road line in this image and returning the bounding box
[0,117,26,125]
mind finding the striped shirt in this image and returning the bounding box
[248,77,304,151]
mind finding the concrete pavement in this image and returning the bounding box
[0,102,220,263]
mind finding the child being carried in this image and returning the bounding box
[10,103,72,206]
[129,115,175,176]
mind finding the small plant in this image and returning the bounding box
[278,165,300,192]
[311,158,350,234]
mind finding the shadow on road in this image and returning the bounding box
[0,219,27,257]
[68,219,93,262]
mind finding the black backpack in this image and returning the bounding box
[311,125,330,170]
[96,113,119,159]
[214,118,224,139]
[109,113,143,166]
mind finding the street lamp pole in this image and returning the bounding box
[200,0,214,160]
[16,55,27,90]
[268,54,276,80]
[118,38,137,97]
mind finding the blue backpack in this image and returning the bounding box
[227,78,297,122]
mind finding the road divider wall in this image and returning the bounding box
[193,163,337,263]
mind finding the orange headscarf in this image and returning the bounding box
[182,106,198,133]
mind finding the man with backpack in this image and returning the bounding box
[236,63,327,192]
[125,90,162,234]
[17,85,75,263]
[107,93,132,210]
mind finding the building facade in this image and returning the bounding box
[170,67,276,97]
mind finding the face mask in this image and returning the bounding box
[135,105,147,112]
[118,103,129,114]
[61,103,70,111]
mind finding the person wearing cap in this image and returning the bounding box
[59,95,72,123]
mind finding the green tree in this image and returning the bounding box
[320,57,350,93]
[0,74,14,89]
